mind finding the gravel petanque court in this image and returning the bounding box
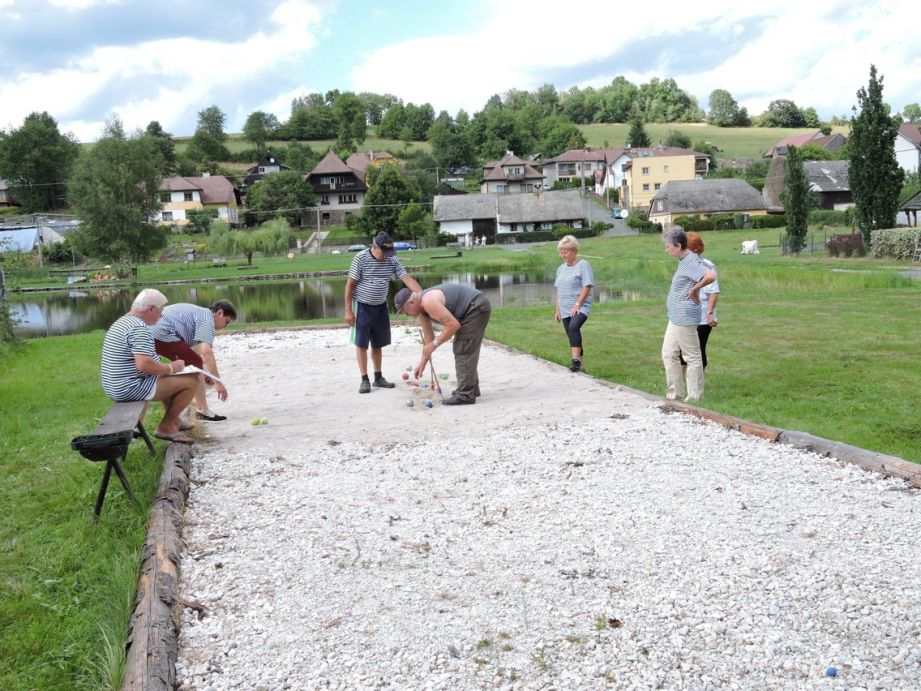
[176,328,921,690]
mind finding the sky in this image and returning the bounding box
[1,0,919,143]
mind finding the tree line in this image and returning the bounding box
[0,66,913,264]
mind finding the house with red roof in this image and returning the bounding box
[156,175,241,227]
[764,130,847,158]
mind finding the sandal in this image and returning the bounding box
[153,431,195,445]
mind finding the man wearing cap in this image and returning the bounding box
[393,284,491,405]
[345,231,422,394]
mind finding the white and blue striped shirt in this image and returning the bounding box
[348,250,407,305]
[151,303,215,346]
[666,251,708,326]
[555,259,594,316]
[100,314,157,402]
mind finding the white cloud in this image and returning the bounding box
[2,0,328,140]
[350,0,920,120]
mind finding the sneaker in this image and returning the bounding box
[196,411,227,421]
[569,359,582,372]
[451,388,481,398]
[373,376,395,389]
[359,380,371,394]
[442,395,475,406]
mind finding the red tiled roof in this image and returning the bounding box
[899,123,921,147]
[309,151,353,176]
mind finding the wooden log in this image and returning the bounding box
[779,431,921,488]
[122,444,192,691]
[659,400,783,442]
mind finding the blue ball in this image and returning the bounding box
[424,401,433,408]
[825,667,837,678]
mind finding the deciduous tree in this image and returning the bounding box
[188,105,230,162]
[848,65,904,244]
[144,121,177,176]
[243,111,280,151]
[362,164,418,235]
[332,92,368,151]
[245,170,316,226]
[901,103,921,123]
[68,118,166,264]
[707,89,749,127]
[0,111,79,212]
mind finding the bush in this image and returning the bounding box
[709,213,735,230]
[0,206,21,216]
[673,215,714,232]
[751,215,787,229]
[808,208,853,227]
[826,233,866,257]
[870,228,920,259]
[626,215,662,234]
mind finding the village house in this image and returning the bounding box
[764,130,848,158]
[648,178,767,227]
[303,151,366,225]
[242,151,291,190]
[434,189,585,243]
[617,147,710,211]
[156,175,241,227]
[480,153,544,194]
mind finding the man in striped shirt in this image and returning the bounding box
[100,289,198,444]
[661,227,716,402]
[152,300,236,422]
[345,231,422,394]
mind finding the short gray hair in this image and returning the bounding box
[131,288,168,311]
[557,234,579,252]
[662,225,687,249]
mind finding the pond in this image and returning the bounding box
[9,273,640,338]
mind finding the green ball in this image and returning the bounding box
[251,418,260,426]
[260,418,269,425]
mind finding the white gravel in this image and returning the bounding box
[177,329,921,690]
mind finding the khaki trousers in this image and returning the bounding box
[661,321,704,401]
[452,295,491,401]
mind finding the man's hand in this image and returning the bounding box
[215,382,229,401]
[686,288,700,304]
[344,308,355,326]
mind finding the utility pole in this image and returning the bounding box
[34,214,44,267]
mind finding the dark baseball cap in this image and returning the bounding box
[393,287,413,313]
[373,231,396,257]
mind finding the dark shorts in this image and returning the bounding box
[154,339,204,369]
[353,302,391,350]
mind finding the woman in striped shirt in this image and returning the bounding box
[554,235,594,373]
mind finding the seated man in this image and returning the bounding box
[151,300,236,422]
[100,289,198,444]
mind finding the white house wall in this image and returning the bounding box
[894,133,920,173]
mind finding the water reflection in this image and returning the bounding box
[10,273,640,338]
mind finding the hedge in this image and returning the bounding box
[751,215,787,229]
[809,208,854,227]
[870,228,920,259]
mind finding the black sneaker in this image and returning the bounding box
[569,359,583,372]
[373,376,395,389]
[359,380,371,394]
[442,395,475,405]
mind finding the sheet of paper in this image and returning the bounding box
[174,364,224,384]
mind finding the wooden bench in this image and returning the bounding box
[70,400,156,520]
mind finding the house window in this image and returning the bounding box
[541,221,553,230]
[642,167,650,175]
[559,163,576,176]
[654,183,661,190]
[642,184,650,191]
[664,165,670,173]
[258,167,266,173]
[320,195,330,205]
[656,200,664,211]
[162,211,173,221]
[159,192,170,203]
[338,194,357,204]
[183,192,193,202]
[496,184,505,193]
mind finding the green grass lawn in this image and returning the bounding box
[579,123,849,159]
[2,227,919,688]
